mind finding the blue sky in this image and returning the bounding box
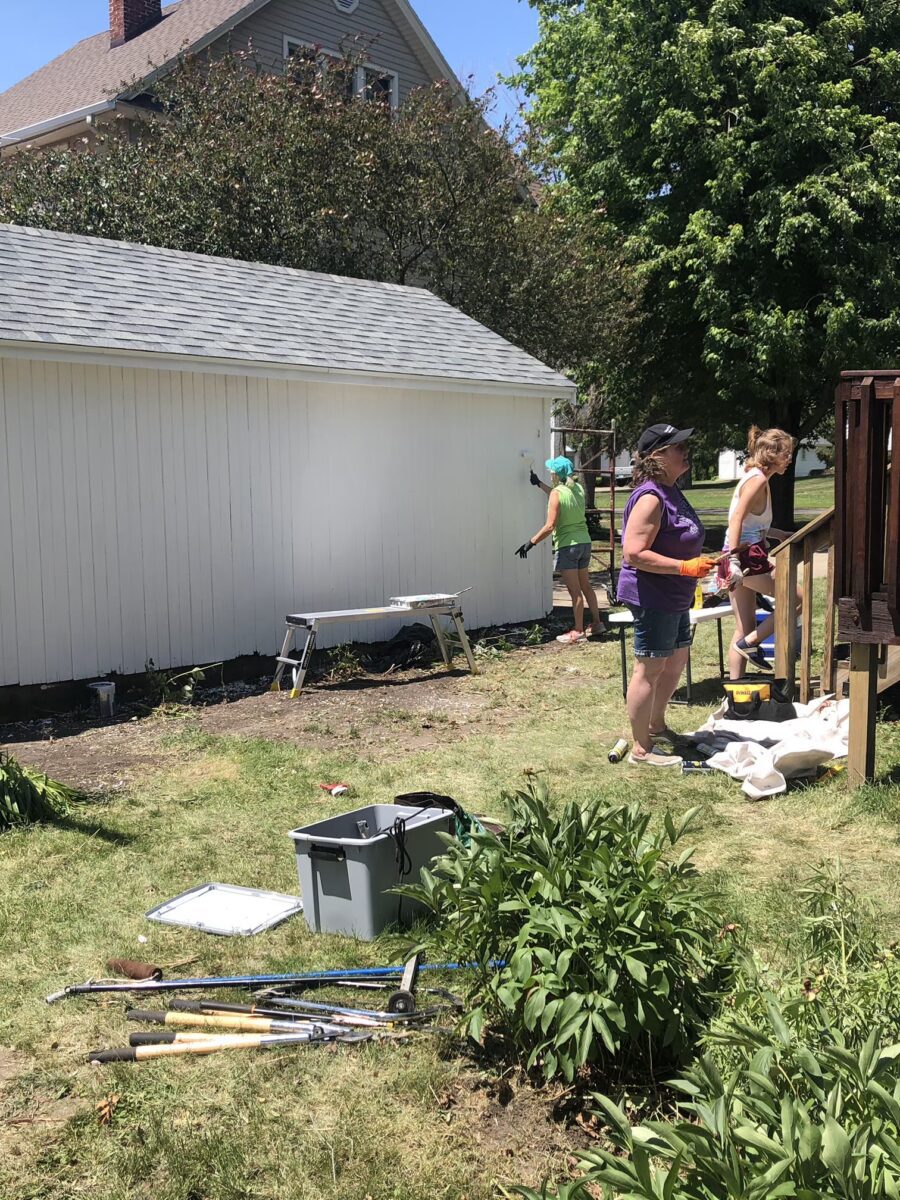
[0,0,539,124]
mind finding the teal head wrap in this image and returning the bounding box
[545,456,574,481]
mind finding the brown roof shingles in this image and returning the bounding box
[0,0,262,139]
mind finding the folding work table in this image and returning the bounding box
[271,600,478,696]
[607,603,733,703]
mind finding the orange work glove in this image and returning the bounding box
[678,555,720,578]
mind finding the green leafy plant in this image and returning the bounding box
[401,781,735,1082]
[716,862,900,1073]
[473,635,516,661]
[473,640,503,661]
[324,643,362,681]
[0,751,74,831]
[524,624,544,646]
[517,860,900,1199]
[145,659,222,706]
[798,859,879,977]
[525,1004,900,1200]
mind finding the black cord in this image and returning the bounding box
[373,801,457,925]
[391,816,412,925]
[392,816,413,879]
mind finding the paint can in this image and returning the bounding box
[607,738,629,764]
[88,681,116,720]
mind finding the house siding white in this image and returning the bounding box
[0,355,552,687]
[215,0,437,101]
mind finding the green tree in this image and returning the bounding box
[518,0,900,522]
[0,51,634,391]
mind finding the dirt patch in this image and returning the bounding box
[0,711,181,794]
[195,672,505,753]
[438,1071,594,1190]
[0,1047,28,1091]
[0,650,556,791]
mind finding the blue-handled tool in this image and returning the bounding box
[46,958,505,1002]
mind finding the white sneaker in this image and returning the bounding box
[627,750,683,768]
[556,630,586,644]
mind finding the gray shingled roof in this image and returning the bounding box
[0,224,574,391]
[0,0,255,139]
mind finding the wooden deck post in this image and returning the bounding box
[799,540,814,703]
[774,541,800,690]
[821,543,836,696]
[848,643,879,786]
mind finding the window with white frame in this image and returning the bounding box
[362,65,398,108]
[284,38,399,109]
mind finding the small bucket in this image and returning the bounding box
[88,681,116,719]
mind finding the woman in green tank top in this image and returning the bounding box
[515,456,602,644]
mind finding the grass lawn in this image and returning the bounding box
[1,597,898,1200]
[610,474,835,516]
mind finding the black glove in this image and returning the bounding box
[515,541,535,558]
[529,470,541,487]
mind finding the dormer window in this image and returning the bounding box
[284,38,399,110]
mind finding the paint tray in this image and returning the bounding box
[146,883,303,936]
[389,593,460,608]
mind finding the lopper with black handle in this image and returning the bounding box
[169,997,411,1025]
[127,1029,359,1047]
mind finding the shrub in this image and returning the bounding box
[517,861,900,1199]
[0,751,74,830]
[401,781,735,1082]
[530,1003,900,1200]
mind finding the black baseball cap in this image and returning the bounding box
[636,423,695,455]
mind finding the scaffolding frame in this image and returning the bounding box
[551,423,619,587]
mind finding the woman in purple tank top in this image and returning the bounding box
[616,424,721,767]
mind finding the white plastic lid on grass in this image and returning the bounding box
[146,883,303,936]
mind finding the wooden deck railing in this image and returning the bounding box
[768,371,899,785]
[769,506,835,703]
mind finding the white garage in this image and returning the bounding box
[0,223,575,688]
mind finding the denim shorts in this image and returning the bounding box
[627,605,692,659]
[555,542,591,571]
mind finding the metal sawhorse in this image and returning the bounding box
[271,602,479,697]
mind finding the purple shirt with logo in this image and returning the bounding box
[616,481,706,612]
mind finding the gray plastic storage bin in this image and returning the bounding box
[289,803,453,939]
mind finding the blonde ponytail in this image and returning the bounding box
[746,426,796,471]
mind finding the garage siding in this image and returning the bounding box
[0,355,552,686]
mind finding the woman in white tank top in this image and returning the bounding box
[720,427,796,678]
[728,467,773,547]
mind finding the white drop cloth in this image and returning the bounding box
[686,695,849,800]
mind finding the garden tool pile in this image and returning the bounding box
[45,955,468,1065]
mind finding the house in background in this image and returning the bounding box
[0,223,574,691]
[0,0,457,155]
[717,443,831,482]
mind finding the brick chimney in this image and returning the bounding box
[110,0,163,47]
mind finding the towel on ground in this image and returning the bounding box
[686,695,849,800]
